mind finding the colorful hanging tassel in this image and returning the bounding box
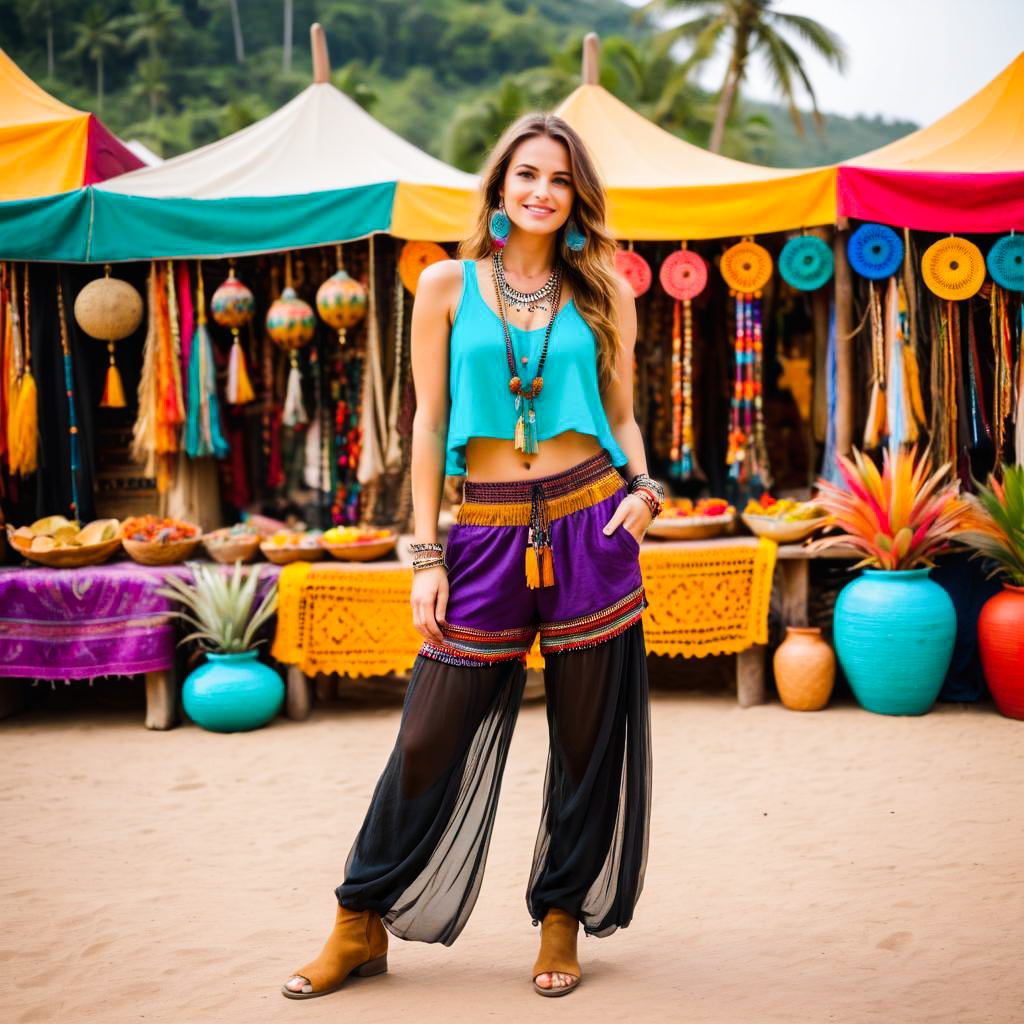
[863,282,887,449]
[1015,304,1024,467]
[10,264,37,476]
[100,342,127,408]
[227,337,255,404]
[282,355,308,427]
[56,280,78,513]
[185,265,229,459]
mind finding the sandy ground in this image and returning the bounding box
[3,675,1023,1024]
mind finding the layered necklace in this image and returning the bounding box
[490,251,562,455]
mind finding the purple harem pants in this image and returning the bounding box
[337,452,652,945]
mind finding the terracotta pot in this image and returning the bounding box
[773,626,835,711]
[978,584,1024,720]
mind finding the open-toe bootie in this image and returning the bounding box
[282,905,388,1000]
[532,907,581,997]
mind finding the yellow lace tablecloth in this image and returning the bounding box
[271,537,777,676]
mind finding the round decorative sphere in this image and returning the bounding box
[182,650,284,732]
[316,270,367,330]
[266,287,315,350]
[210,274,254,329]
[74,276,144,341]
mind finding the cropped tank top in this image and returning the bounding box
[445,260,627,476]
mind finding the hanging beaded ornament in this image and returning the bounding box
[398,240,448,295]
[660,247,707,480]
[921,236,986,300]
[73,265,144,409]
[779,235,834,291]
[987,234,1024,292]
[721,241,772,491]
[614,248,653,297]
[211,265,256,404]
[847,223,903,280]
[720,239,773,293]
[316,244,367,344]
[267,257,316,428]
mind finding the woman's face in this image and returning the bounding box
[500,134,575,240]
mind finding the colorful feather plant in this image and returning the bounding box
[957,465,1024,586]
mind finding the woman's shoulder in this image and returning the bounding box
[417,257,467,293]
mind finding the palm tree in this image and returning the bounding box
[122,0,180,60]
[66,5,121,113]
[226,0,245,63]
[642,0,845,153]
[23,0,62,78]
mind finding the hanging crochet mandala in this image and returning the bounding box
[720,240,773,293]
[779,235,834,291]
[210,272,254,329]
[921,236,986,300]
[986,234,1024,292]
[659,249,707,301]
[266,287,315,350]
[847,223,903,280]
[398,241,448,295]
[614,249,653,297]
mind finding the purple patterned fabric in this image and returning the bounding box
[0,561,279,680]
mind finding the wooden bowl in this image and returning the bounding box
[203,531,262,564]
[7,525,123,568]
[259,541,325,565]
[321,534,398,562]
[122,535,201,565]
[741,513,829,543]
[646,513,734,541]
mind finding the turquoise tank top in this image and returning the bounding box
[445,260,628,476]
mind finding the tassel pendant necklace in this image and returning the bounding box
[491,253,562,457]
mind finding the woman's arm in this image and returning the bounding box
[408,259,460,640]
[601,275,655,541]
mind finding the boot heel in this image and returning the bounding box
[355,955,388,977]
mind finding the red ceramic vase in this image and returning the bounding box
[978,584,1024,720]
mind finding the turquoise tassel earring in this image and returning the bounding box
[564,220,586,253]
[489,203,510,249]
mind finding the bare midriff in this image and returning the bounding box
[465,430,604,483]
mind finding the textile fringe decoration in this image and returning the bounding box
[966,301,991,451]
[10,264,37,476]
[227,336,255,404]
[863,281,887,449]
[56,280,79,515]
[455,471,622,527]
[185,264,229,459]
[282,355,308,427]
[357,237,387,485]
[1016,303,1024,467]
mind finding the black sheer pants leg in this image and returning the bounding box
[338,653,526,945]
[527,619,652,936]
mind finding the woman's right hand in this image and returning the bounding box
[411,566,449,642]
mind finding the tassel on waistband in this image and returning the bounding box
[456,470,622,527]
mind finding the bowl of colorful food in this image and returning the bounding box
[320,526,398,562]
[259,531,326,564]
[121,515,202,564]
[202,524,263,564]
[646,498,735,540]
[741,494,829,542]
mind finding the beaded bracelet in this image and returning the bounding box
[633,489,662,519]
[412,556,447,573]
[409,541,443,554]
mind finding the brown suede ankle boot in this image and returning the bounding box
[532,907,581,997]
[282,904,388,1000]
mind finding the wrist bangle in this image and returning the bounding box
[409,541,443,554]
[413,558,447,573]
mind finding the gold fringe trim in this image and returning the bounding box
[456,471,623,526]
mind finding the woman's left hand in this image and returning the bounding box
[603,494,653,545]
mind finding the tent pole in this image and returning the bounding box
[833,217,853,457]
[311,23,330,84]
[582,33,600,85]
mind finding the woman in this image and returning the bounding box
[282,112,663,1001]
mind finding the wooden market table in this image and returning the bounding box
[0,560,280,729]
[271,536,856,711]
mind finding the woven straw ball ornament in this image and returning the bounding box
[847,223,903,280]
[266,287,315,350]
[399,241,448,295]
[720,240,773,294]
[316,269,367,342]
[659,249,708,300]
[986,234,1024,291]
[74,269,144,408]
[921,236,986,300]
[614,249,653,297]
[210,271,254,330]
[779,235,834,291]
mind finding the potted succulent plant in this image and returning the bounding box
[957,465,1024,719]
[158,561,282,732]
[811,447,968,715]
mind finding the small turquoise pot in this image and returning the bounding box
[833,569,956,715]
[183,650,284,732]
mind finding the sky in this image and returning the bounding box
[625,0,1024,127]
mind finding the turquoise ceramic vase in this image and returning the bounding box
[183,650,284,732]
[833,568,956,715]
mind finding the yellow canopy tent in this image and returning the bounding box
[0,47,142,200]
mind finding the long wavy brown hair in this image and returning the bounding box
[457,113,622,393]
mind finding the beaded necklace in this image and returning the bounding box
[490,253,562,456]
[493,248,558,312]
